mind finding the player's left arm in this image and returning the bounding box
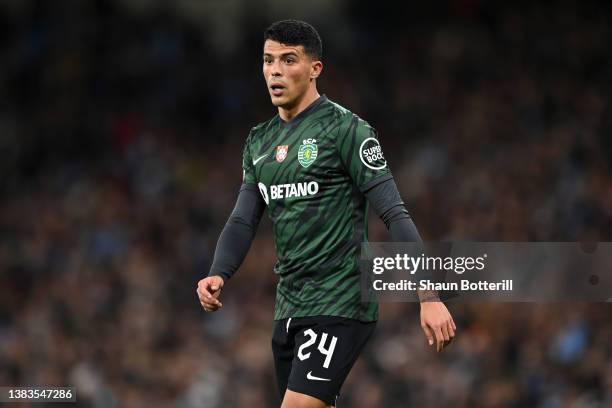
[364,178,456,352]
[335,114,456,352]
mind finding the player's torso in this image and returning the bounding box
[248,99,364,273]
[246,97,377,321]
[250,116,348,217]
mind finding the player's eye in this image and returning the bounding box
[263,57,273,64]
[284,57,295,64]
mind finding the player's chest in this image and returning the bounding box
[252,135,341,185]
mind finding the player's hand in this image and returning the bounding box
[420,301,456,352]
[197,276,224,312]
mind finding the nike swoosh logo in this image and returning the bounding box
[252,154,268,165]
[306,371,331,381]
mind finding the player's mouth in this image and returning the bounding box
[270,84,286,96]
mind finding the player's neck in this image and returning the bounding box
[278,88,321,122]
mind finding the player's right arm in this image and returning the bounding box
[197,133,265,312]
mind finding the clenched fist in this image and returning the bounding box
[197,276,224,312]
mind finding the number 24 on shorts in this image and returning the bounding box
[297,329,338,369]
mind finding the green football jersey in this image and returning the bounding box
[242,95,391,322]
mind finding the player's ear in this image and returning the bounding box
[310,60,323,80]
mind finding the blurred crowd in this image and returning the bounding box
[0,0,611,407]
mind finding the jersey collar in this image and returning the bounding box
[278,95,328,128]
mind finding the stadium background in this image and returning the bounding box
[0,0,611,406]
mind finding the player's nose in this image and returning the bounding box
[270,60,283,76]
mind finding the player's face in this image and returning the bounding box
[263,40,320,109]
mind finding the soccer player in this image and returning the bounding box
[197,20,456,408]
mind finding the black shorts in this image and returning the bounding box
[271,315,376,406]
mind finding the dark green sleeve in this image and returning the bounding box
[242,131,257,185]
[335,114,392,191]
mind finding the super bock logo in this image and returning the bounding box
[359,137,387,170]
[298,138,318,168]
[276,145,288,163]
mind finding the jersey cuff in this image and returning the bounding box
[359,173,393,193]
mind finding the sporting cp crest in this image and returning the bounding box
[276,145,289,163]
[298,138,318,168]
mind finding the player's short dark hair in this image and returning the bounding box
[264,20,322,60]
